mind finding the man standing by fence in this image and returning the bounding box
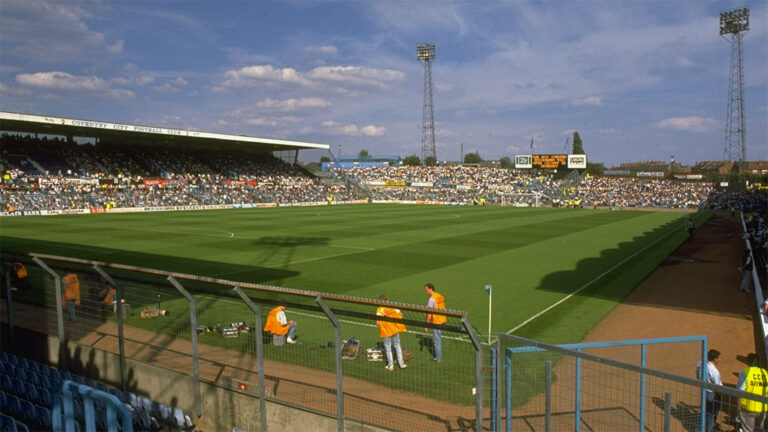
[376,294,407,371]
[738,353,768,432]
[424,283,446,363]
[62,272,80,322]
[696,349,722,432]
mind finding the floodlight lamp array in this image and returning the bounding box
[417,43,436,61]
[720,8,749,35]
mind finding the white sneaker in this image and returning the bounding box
[385,365,393,371]
[399,364,407,369]
[286,337,296,344]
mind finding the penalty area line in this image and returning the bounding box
[504,224,682,337]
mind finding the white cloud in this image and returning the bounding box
[17,71,107,91]
[307,66,405,88]
[15,71,135,99]
[0,1,122,62]
[570,96,603,107]
[361,125,386,136]
[323,122,386,137]
[222,65,312,87]
[111,76,155,86]
[652,116,719,133]
[303,45,339,56]
[255,97,331,111]
[219,64,405,91]
[169,77,188,87]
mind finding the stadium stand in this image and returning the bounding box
[0,131,737,213]
[0,350,197,431]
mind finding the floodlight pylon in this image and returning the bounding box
[417,43,436,163]
[720,8,749,162]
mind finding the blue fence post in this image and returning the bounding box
[640,344,647,432]
[574,351,581,432]
[490,347,497,432]
[506,347,513,432]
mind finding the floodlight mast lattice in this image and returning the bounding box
[720,8,749,162]
[418,43,436,163]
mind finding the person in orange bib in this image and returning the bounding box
[376,294,407,371]
[62,273,81,322]
[424,283,446,363]
[264,305,297,344]
[11,262,30,290]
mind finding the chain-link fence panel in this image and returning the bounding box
[495,333,767,432]
[1,252,486,431]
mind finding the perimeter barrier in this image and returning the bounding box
[1,251,485,432]
[492,333,768,432]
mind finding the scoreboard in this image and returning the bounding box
[514,154,587,169]
[532,154,567,168]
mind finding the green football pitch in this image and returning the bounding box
[0,204,706,344]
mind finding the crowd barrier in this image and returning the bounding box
[3,249,767,431]
[1,251,484,431]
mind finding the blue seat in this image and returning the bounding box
[0,413,15,431]
[95,382,109,393]
[19,399,37,423]
[14,418,31,432]
[36,405,52,430]
[7,353,19,367]
[152,400,173,424]
[171,406,195,431]
[0,351,8,363]
[109,387,129,404]
[23,383,40,405]
[132,405,151,430]
[18,357,31,372]
[0,375,13,393]
[37,387,52,407]
[7,393,23,417]
[10,377,24,396]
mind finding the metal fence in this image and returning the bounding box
[493,333,768,432]
[1,251,485,431]
[4,251,768,432]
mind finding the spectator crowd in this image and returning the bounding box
[0,133,757,215]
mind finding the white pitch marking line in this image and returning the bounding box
[284,248,373,265]
[504,223,682,336]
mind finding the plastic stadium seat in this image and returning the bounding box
[171,407,195,431]
[14,418,31,432]
[0,375,13,393]
[95,382,110,393]
[0,351,8,363]
[18,357,31,372]
[23,383,40,405]
[132,405,151,430]
[36,405,52,430]
[7,394,22,417]
[37,387,52,407]
[0,413,14,431]
[137,395,152,413]
[19,399,36,423]
[151,400,172,424]
[10,377,24,396]
[7,353,19,367]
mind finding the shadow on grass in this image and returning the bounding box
[531,213,733,316]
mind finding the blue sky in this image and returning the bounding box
[1,0,766,167]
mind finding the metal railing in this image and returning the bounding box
[2,250,484,431]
